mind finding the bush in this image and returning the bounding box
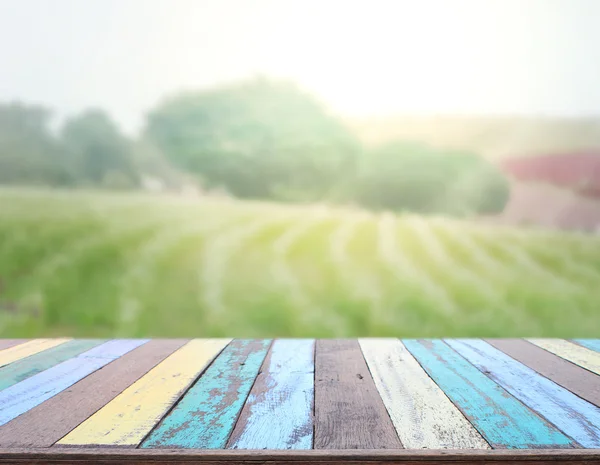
[349,141,510,215]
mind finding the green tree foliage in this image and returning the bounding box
[61,109,138,188]
[351,141,510,215]
[0,81,511,219]
[0,102,74,185]
[145,78,360,201]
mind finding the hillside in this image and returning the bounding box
[349,116,600,159]
[1,188,599,338]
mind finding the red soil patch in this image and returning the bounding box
[484,182,600,232]
[499,152,600,198]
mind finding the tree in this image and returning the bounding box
[61,109,137,187]
[0,102,74,185]
[145,78,360,201]
[351,141,510,215]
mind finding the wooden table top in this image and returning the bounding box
[0,338,600,464]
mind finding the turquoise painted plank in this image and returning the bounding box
[142,339,271,449]
[227,339,315,450]
[574,339,600,353]
[0,339,106,391]
[447,339,600,448]
[403,339,573,449]
[0,339,148,426]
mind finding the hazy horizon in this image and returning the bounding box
[2,0,600,134]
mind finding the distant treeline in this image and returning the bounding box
[0,103,182,190]
[0,78,509,215]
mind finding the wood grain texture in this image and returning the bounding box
[58,339,231,447]
[0,339,188,448]
[528,339,600,376]
[0,339,147,427]
[227,339,315,450]
[142,339,271,449]
[314,339,402,450]
[4,337,600,458]
[486,339,600,409]
[2,448,600,464]
[359,338,488,450]
[0,339,71,368]
[0,339,105,391]
[572,339,600,354]
[0,340,27,351]
[447,339,600,448]
[403,339,572,449]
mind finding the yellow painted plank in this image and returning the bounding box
[528,339,600,375]
[0,339,71,368]
[58,338,231,446]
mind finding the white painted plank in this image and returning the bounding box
[359,338,489,449]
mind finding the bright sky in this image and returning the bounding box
[1,0,599,134]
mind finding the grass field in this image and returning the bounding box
[1,188,600,338]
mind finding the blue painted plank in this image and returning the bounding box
[0,339,148,426]
[227,339,315,450]
[574,339,600,353]
[142,339,271,449]
[446,339,600,448]
[0,339,106,391]
[403,339,573,449]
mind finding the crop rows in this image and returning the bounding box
[1,188,600,337]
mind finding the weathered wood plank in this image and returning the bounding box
[58,339,231,447]
[227,339,315,450]
[142,339,271,449]
[0,339,71,368]
[447,339,600,448]
[403,339,573,449]
[359,338,488,449]
[573,339,600,353]
[0,340,27,351]
[0,339,187,448]
[314,339,402,450]
[1,448,600,464]
[486,339,600,408]
[0,339,147,427]
[0,339,105,391]
[528,339,600,375]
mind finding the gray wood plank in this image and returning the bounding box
[0,339,27,351]
[314,339,403,449]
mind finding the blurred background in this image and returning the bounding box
[1,0,599,338]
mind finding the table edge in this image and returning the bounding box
[1,448,599,463]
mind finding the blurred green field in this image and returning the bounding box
[1,188,599,338]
